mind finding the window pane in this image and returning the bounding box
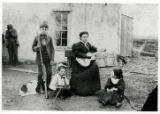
[55,13,61,31]
[62,39,67,46]
[62,13,68,26]
[56,38,61,46]
[61,31,67,39]
[62,26,67,31]
[54,12,69,47]
[55,31,61,46]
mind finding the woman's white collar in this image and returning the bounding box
[111,77,119,84]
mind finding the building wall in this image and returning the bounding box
[2,3,121,63]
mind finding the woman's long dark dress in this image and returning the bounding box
[70,42,101,96]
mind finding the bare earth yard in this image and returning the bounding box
[2,57,157,111]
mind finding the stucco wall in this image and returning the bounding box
[70,4,121,53]
[2,3,121,63]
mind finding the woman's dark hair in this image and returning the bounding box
[113,68,123,79]
[79,31,89,37]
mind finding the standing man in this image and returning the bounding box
[5,24,19,66]
[32,21,55,94]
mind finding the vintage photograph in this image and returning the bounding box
[2,3,158,111]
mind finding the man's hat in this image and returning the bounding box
[7,24,13,29]
[40,21,48,29]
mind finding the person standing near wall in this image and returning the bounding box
[32,21,55,94]
[2,33,5,44]
[5,24,19,66]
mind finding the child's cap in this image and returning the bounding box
[113,68,123,79]
[57,63,67,71]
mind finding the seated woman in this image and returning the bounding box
[96,68,125,108]
[70,31,101,96]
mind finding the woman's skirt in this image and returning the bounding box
[70,60,101,96]
[96,89,123,106]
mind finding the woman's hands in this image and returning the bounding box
[106,87,118,92]
[86,53,92,57]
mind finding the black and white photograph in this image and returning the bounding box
[1,0,158,111]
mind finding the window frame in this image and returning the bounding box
[53,11,70,49]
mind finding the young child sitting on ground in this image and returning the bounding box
[96,68,125,108]
[49,64,72,99]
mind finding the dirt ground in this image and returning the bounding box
[2,57,157,111]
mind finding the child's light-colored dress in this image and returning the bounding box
[49,73,69,90]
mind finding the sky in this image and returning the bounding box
[121,4,158,38]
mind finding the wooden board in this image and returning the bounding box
[120,14,133,56]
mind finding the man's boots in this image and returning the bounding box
[36,83,45,94]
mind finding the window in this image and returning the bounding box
[54,11,69,47]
